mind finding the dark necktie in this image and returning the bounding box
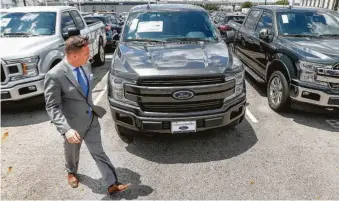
[74,67,91,116]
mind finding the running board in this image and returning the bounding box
[245,66,266,84]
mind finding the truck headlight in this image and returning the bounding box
[6,56,39,81]
[225,55,245,100]
[109,74,138,106]
[297,60,328,86]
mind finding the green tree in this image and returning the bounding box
[197,4,220,11]
[275,0,289,5]
[241,1,253,8]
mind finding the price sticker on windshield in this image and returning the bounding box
[0,18,11,27]
[281,15,289,24]
[137,21,163,33]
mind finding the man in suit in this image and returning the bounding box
[44,35,129,195]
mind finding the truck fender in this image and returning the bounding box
[265,53,296,82]
[40,50,64,74]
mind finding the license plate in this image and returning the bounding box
[171,121,196,134]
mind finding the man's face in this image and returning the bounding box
[76,45,90,66]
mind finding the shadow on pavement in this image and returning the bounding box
[125,119,257,164]
[277,109,339,132]
[78,167,153,200]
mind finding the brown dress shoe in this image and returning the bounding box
[107,182,130,195]
[68,173,79,188]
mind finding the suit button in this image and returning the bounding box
[86,111,89,114]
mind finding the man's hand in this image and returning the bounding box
[65,129,82,144]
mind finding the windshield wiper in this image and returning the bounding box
[125,38,165,43]
[166,37,216,42]
[318,34,339,38]
[282,34,319,38]
[3,32,39,37]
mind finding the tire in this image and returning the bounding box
[115,124,134,143]
[93,39,105,66]
[267,71,290,112]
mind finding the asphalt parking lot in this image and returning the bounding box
[1,53,339,200]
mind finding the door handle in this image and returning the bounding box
[58,43,65,48]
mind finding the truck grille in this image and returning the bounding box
[125,77,235,113]
[138,75,225,86]
[141,99,224,113]
[1,64,6,83]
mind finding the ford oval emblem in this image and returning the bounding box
[179,126,189,130]
[172,90,194,100]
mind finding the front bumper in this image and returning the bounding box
[109,94,246,134]
[290,80,339,109]
[1,78,45,102]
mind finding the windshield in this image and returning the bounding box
[277,10,339,36]
[122,11,218,42]
[0,12,56,36]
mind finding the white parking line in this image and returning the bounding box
[94,85,107,105]
[246,108,258,123]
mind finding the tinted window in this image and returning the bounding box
[70,10,85,29]
[277,10,339,36]
[61,11,76,33]
[256,12,273,32]
[244,10,261,30]
[122,11,218,41]
[84,16,105,24]
[0,12,56,35]
[226,16,245,24]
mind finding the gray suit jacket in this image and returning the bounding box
[44,59,106,135]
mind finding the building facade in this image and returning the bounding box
[300,0,338,11]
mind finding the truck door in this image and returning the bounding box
[253,11,274,77]
[60,11,77,51]
[236,9,262,75]
[69,10,94,57]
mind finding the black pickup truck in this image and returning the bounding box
[108,4,247,139]
[227,5,339,113]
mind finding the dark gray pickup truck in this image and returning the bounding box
[227,5,339,113]
[107,4,247,138]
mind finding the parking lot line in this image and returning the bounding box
[246,108,258,123]
[94,85,107,105]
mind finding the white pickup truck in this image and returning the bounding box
[0,6,106,104]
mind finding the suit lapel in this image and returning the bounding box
[63,60,87,98]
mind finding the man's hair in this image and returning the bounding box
[65,36,89,53]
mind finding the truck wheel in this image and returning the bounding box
[93,40,105,66]
[267,71,290,112]
[115,124,134,143]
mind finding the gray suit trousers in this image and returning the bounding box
[64,115,118,186]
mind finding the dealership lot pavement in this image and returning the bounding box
[1,53,339,200]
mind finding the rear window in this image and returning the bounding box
[84,16,106,24]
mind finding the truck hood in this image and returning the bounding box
[0,36,60,59]
[279,37,339,63]
[114,41,232,77]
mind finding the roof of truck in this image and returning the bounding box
[130,4,206,13]
[3,6,77,12]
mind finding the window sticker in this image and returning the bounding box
[282,15,289,24]
[0,18,11,27]
[137,21,163,33]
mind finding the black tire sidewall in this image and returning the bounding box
[94,39,105,66]
[267,71,290,112]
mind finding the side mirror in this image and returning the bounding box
[62,27,80,40]
[259,28,272,41]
